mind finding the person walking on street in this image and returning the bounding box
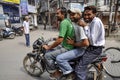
[43,7,75,79]
[23,16,30,47]
[75,6,105,80]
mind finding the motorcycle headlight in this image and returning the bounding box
[33,38,43,49]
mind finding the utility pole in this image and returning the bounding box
[108,0,113,36]
[48,0,51,27]
[114,0,119,27]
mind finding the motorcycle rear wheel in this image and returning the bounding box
[18,31,23,36]
[23,55,44,77]
[87,65,103,80]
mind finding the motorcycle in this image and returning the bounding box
[2,27,15,39]
[11,26,24,36]
[23,37,107,80]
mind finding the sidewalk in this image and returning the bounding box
[106,28,120,40]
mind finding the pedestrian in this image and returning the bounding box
[23,16,30,47]
[75,6,105,80]
[56,8,89,79]
[42,7,75,79]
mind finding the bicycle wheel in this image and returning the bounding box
[103,47,120,77]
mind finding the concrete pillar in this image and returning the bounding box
[33,14,38,27]
[0,5,4,14]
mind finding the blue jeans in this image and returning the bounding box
[56,48,85,75]
[25,34,30,46]
[45,45,68,71]
[75,46,103,80]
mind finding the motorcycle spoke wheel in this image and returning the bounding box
[87,65,103,80]
[18,31,23,36]
[23,55,44,77]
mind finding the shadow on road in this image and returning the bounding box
[18,42,26,46]
[20,67,49,80]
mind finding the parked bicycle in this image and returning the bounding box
[23,36,108,80]
[103,47,120,78]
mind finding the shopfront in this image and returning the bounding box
[2,4,20,23]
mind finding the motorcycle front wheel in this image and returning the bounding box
[23,55,45,77]
[9,33,15,39]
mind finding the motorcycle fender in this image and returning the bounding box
[88,65,96,72]
[9,32,15,35]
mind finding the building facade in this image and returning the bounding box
[85,0,120,25]
[20,0,38,28]
[0,0,20,24]
[0,0,38,28]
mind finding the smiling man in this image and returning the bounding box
[75,6,105,80]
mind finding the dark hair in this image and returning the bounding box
[84,6,97,14]
[58,7,67,18]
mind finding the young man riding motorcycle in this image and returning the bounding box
[56,8,89,79]
[43,7,75,79]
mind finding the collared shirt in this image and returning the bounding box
[59,18,75,50]
[84,17,105,46]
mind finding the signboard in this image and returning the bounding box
[2,5,20,23]
[2,0,20,4]
[68,3,84,12]
[28,5,37,13]
[20,0,28,15]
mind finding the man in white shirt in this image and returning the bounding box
[75,6,105,80]
[23,16,30,47]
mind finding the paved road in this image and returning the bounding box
[0,26,120,80]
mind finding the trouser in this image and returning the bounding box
[25,34,30,46]
[56,48,85,75]
[75,46,103,80]
[45,45,69,71]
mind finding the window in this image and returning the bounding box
[28,0,35,6]
[104,0,110,5]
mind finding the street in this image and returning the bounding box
[0,26,120,80]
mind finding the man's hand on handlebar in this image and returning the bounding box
[42,45,50,50]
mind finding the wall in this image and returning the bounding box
[0,5,3,14]
[0,5,5,28]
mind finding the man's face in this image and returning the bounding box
[69,12,80,22]
[56,9,63,21]
[69,12,75,22]
[84,10,95,23]
[73,13,81,22]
